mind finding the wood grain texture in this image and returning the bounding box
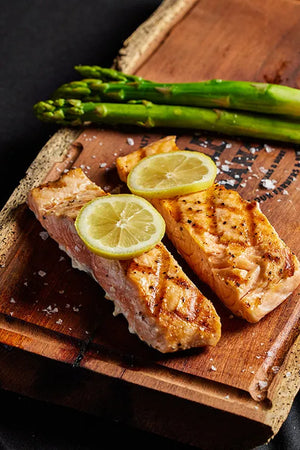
[0,0,299,448]
[70,128,300,407]
[134,0,300,85]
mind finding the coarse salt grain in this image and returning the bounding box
[210,365,217,371]
[127,137,134,146]
[261,179,276,189]
[10,297,16,303]
[228,179,236,186]
[264,144,273,153]
[39,231,49,241]
[100,162,107,168]
[259,167,268,174]
[258,380,268,390]
[42,305,58,315]
[38,270,46,277]
[56,318,63,325]
[221,164,230,172]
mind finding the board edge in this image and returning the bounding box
[113,0,198,74]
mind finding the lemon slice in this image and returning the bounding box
[127,151,217,198]
[75,194,165,259]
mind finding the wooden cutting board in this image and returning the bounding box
[0,1,299,448]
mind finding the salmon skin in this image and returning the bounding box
[116,136,300,323]
[27,168,221,352]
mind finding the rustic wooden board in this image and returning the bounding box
[0,0,299,448]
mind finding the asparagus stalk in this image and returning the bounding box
[53,75,300,118]
[34,99,300,143]
[74,65,145,83]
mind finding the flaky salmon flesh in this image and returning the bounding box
[116,136,300,323]
[27,168,221,352]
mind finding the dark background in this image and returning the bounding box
[0,1,299,449]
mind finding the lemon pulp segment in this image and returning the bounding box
[75,194,165,259]
[127,150,217,198]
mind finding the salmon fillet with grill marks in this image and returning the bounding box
[27,168,221,352]
[116,136,300,323]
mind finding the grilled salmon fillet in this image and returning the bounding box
[27,168,221,352]
[116,136,300,323]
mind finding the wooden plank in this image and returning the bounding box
[71,127,300,402]
[132,0,300,85]
[0,343,271,450]
[0,0,299,447]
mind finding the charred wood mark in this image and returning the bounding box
[263,60,290,84]
[72,335,93,368]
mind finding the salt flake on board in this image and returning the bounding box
[127,137,135,146]
[261,179,276,189]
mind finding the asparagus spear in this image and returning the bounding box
[53,75,300,118]
[74,65,145,83]
[34,99,300,143]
